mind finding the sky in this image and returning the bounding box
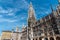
[0,0,59,34]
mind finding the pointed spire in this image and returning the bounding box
[28,2,35,19]
[58,0,60,4]
[16,26,19,32]
[30,2,32,7]
[22,23,26,28]
[22,24,26,31]
[29,2,34,12]
[50,4,55,17]
[50,4,53,12]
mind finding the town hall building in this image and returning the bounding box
[1,0,60,40]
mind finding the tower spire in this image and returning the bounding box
[58,0,60,4]
[16,26,19,32]
[30,2,32,7]
[50,4,55,16]
[50,4,53,12]
[28,2,35,19]
[28,2,36,27]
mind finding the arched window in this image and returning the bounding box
[44,38,48,40]
[56,36,60,40]
[50,37,54,40]
[36,38,37,40]
[33,39,34,40]
[39,37,42,40]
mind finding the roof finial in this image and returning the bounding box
[22,23,24,27]
[22,23,25,28]
[30,2,32,7]
[16,26,19,32]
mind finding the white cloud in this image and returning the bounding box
[0,15,3,17]
[7,9,14,16]
[0,0,29,23]
[45,11,49,14]
[0,18,17,22]
[14,0,29,9]
[21,17,26,20]
[7,13,14,16]
[0,7,18,23]
[5,19,17,22]
[0,0,29,16]
[0,7,8,13]
[0,7,15,16]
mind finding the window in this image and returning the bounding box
[39,38,42,40]
[33,39,34,40]
[36,38,37,40]
[44,38,48,40]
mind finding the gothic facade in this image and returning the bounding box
[21,1,60,40]
[1,0,60,40]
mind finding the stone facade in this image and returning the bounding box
[1,31,12,40]
[1,27,22,40]
[1,0,60,40]
[21,1,60,40]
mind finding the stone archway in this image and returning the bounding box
[36,38,37,40]
[50,37,54,40]
[56,36,60,40]
[39,37,42,40]
[33,39,34,40]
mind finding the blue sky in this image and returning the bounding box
[0,0,59,34]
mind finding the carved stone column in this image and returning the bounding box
[31,27,33,40]
[54,36,56,40]
[48,37,50,40]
